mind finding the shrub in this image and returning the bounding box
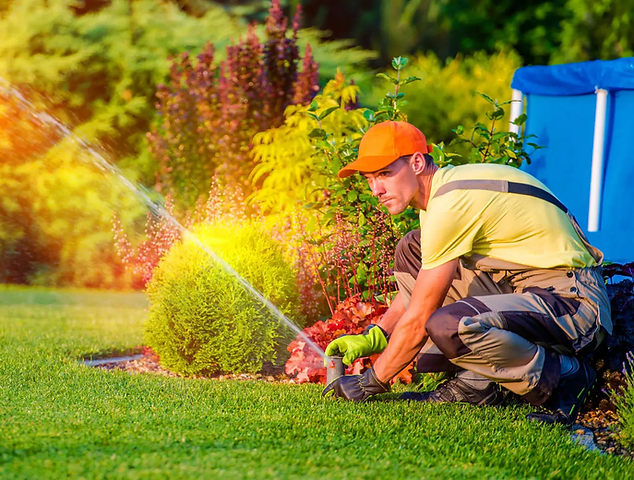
[145,221,303,376]
[370,51,522,158]
[112,179,250,289]
[249,71,365,214]
[264,209,328,325]
[112,196,182,289]
[614,351,634,449]
[0,0,244,178]
[0,141,144,289]
[147,0,320,211]
[251,70,409,308]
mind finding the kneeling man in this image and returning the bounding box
[323,121,611,425]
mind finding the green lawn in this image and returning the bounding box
[1,286,633,479]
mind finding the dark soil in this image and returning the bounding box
[91,348,291,383]
[577,367,633,458]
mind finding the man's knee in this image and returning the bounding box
[394,229,421,275]
[426,299,489,359]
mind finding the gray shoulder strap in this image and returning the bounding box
[433,179,568,213]
[432,179,603,263]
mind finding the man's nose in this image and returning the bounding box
[368,178,378,197]
[368,179,385,196]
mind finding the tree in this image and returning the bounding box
[0,0,243,181]
[554,0,634,63]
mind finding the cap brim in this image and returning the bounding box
[337,146,433,178]
[337,154,400,178]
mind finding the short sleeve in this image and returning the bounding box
[420,205,481,270]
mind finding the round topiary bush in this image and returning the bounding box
[145,221,303,376]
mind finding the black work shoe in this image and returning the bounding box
[400,377,506,406]
[527,360,596,426]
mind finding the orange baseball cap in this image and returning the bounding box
[338,121,433,178]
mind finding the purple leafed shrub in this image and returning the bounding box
[147,0,319,211]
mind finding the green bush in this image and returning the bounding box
[145,221,303,376]
[0,0,244,181]
[0,142,144,289]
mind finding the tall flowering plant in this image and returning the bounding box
[147,0,319,212]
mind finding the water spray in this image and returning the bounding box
[1,81,326,360]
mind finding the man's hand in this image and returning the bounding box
[324,324,388,366]
[321,368,390,402]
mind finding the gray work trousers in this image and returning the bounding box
[394,230,612,406]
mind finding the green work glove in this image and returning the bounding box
[324,324,388,366]
[322,367,390,402]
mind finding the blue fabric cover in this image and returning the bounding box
[512,58,634,96]
[521,87,634,263]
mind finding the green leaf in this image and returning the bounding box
[356,264,367,281]
[399,76,421,86]
[377,73,399,85]
[319,106,339,121]
[391,56,409,70]
[491,131,507,141]
[512,113,527,126]
[322,210,335,223]
[491,107,505,120]
[308,128,327,139]
[300,111,319,121]
[363,109,375,122]
[453,125,465,135]
[347,190,358,202]
[477,92,494,104]
[308,100,319,112]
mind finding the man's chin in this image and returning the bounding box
[385,204,406,215]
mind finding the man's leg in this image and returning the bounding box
[394,230,510,374]
[424,289,599,423]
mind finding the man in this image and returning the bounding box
[322,121,611,425]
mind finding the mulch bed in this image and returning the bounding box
[577,368,633,458]
[92,349,291,383]
[90,349,633,458]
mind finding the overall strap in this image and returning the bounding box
[432,179,568,213]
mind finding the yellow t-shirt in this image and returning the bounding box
[420,164,597,270]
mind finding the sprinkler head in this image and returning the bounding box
[326,356,345,384]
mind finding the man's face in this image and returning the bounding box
[362,158,418,215]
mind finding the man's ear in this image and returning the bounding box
[409,152,427,175]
